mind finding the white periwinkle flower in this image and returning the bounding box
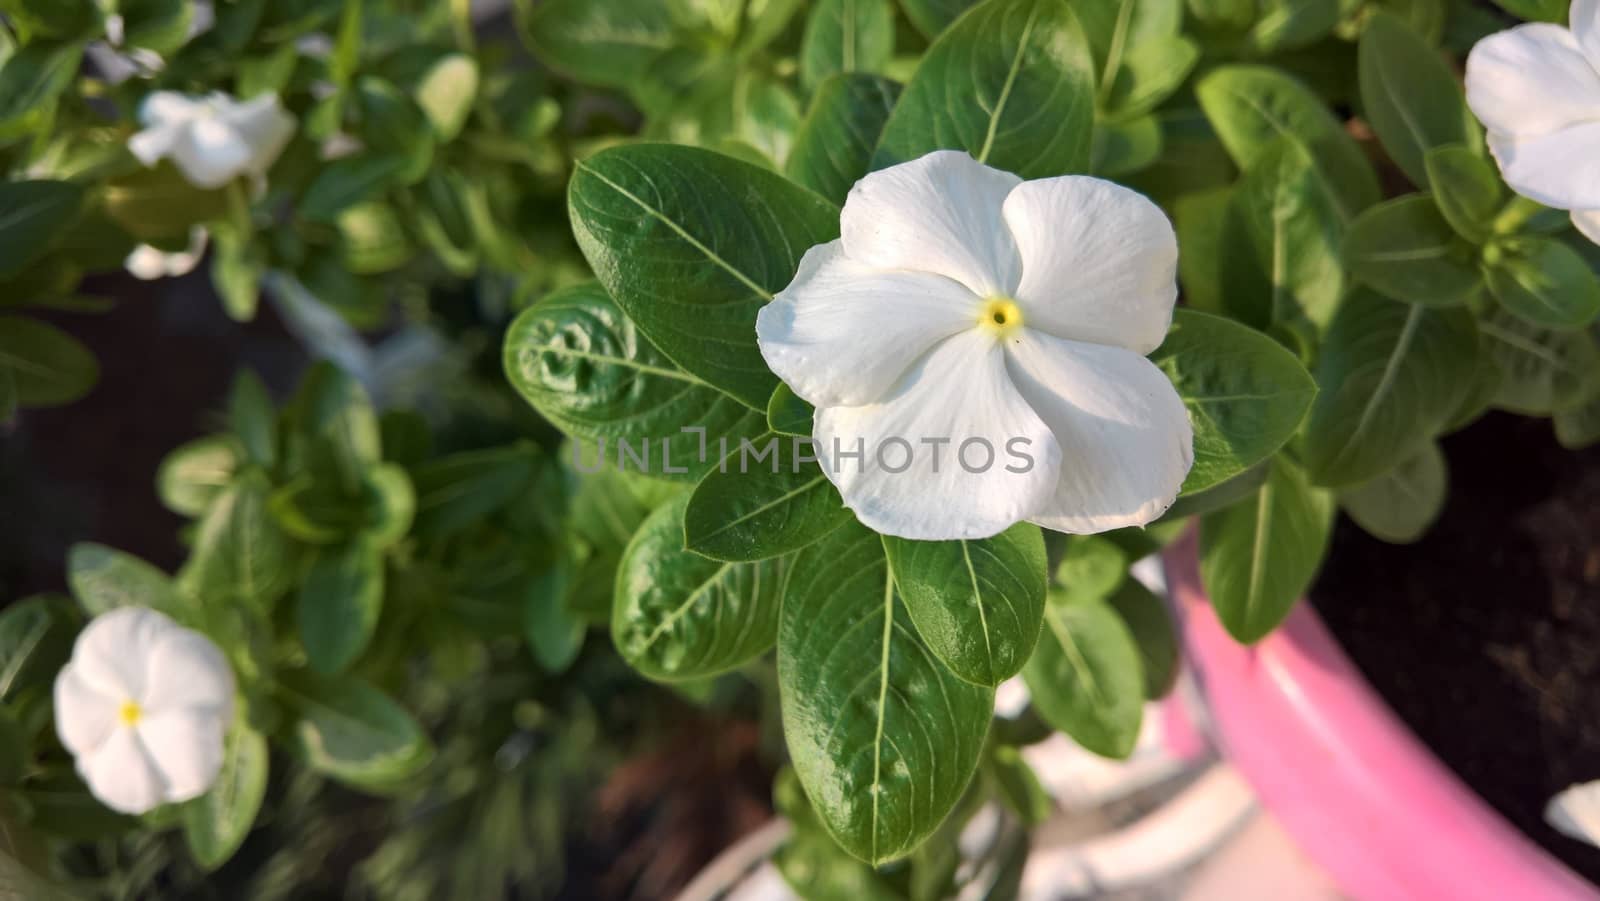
[54,608,235,815]
[756,151,1193,541]
[1547,781,1600,848]
[128,91,295,189]
[125,227,207,281]
[1466,0,1600,243]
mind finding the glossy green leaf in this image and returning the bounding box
[882,523,1048,686]
[1358,12,1473,188]
[182,713,268,871]
[1160,460,1270,520]
[612,497,784,681]
[1485,237,1600,331]
[1022,593,1144,758]
[801,0,895,93]
[1424,145,1502,244]
[1107,578,1178,698]
[1091,114,1164,177]
[898,0,981,37]
[297,541,383,675]
[1199,457,1334,643]
[787,74,901,206]
[778,520,992,864]
[1102,37,1199,121]
[767,382,815,436]
[772,768,904,900]
[1197,65,1380,216]
[874,0,1098,178]
[1150,310,1317,493]
[1489,0,1567,23]
[183,471,295,611]
[0,316,97,408]
[1233,139,1347,335]
[279,672,434,791]
[66,543,195,622]
[0,181,83,279]
[1054,535,1127,602]
[504,281,764,481]
[1248,0,1339,52]
[1302,291,1480,486]
[569,144,839,409]
[1343,194,1482,306]
[1339,441,1448,544]
[684,435,852,561]
[519,0,676,88]
[1479,308,1600,414]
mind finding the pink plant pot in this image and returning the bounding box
[1163,532,1598,900]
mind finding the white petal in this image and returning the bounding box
[77,728,167,815]
[1006,330,1193,533]
[125,245,171,280]
[1466,25,1600,139]
[757,241,982,406]
[1572,209,1600,245]
[139,91,200,127]
[127,122,180,167]
[840,150,1023,297]
[53,666,119,756]
[1574,0,1600,70]
[142,628,234,717]
[171,118,253,188]
[137,710,226,803]
[814,330,1062,540]
[68,607,178,701]
[1486,124,1600,209]
[219,93,295,175]
[1546,781,1600,848]
[1002,176,1179,355]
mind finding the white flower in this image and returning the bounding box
[1466,0,1600,243]
[125,227,207,280]
[128,91,295,189]
[1547,781,1600,848]
[756,151,1192,541]
[54,608,235,815]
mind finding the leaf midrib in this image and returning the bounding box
[976,2,1040,164]
[1322,305,1423,474]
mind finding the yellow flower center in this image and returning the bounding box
[119,700,143,726]
[979,297,1024,336]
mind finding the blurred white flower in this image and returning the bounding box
[1466,0,1600,243]
[128,91,294,189]
[54,608,235,815]
[320,132,365,161]
[756,151,1192,540]
[1546,781,1600,847]
[125,227,207,280]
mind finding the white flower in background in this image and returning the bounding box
[1547,781,1600,848]
[756,151,1192,541]
[54,608,235,815]
[1466,0,1600,243]
[125,227,207,280]
[128,91,295,189]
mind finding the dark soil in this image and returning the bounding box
[1314,412,1600,884]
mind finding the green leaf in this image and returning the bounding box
[1485,237,1600,331]
[612,497,785,681]
[353,78,433,185]
[66,543,194,621]
[1489,0,1567,23]
[229,370,277,467]
[569,144,839,409]
[1233,138,1347,335]
[1339,441,1448,544]
[1150,310,1316,493]
[183,471,295,611]
[882,524,1048,686]
[211,230,263,322]
[409,445,540,538]
[1302,291,1480,486]
[683,435,853,561]
[778,520,992,864]
[1424,145,1502,244]
[801,0,895,93]
[103,163,230,241]
[279,672,434,791]
[1022,593,1144,758]
[1358,11,1473,188]
[1248,0,1339,52]
[415,53,478,141]
[120,0,194,55]
[0,43,81,143]
[1478,307,1600,414]
[773,768,904,900]
[1199,456,1334,643]
[0,597,73,702]
[299,155,407,223]
[1197,65,1380,216]
[0,315,97,408]
[0,707,25,787]
[1054,534,1127,601]
[1160,460,1270,520]
[524,560,585,674]
[1556,390,1600,449]
[787,74,901,206]
[898,0,980,36]
[0,181,83,279]
[1090,114,1164,177]
[182,714,268,871]
[1106,578,1178,698]
[987,745,1052,825]
[767,382,815,436]
[1102,37,1199,121]
[503,281,764,481]
[297,541,383,675]
[1343,194,1482,306]
[873,0,1098,179]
